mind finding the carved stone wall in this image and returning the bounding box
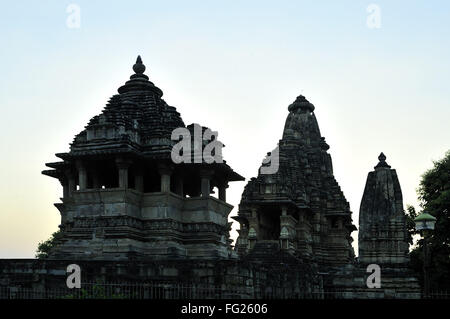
[51,191,235,260]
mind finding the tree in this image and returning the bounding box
[35,230,61,259]
[405,205,419,246]
[408,150,450,291]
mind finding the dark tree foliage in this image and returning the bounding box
[408,150,450,291]
[35,230,61,259]
[405,205,419,246]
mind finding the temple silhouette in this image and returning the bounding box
[0,56,420,298]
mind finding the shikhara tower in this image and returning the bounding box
[42,56,244,260]
[358,153,410,264]
[234,95,357,269]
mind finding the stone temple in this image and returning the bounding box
[0,56,420,298]
[233,95,357,270]
[41,56,244,260]
[328,153,420,296]
[358,152,410,265]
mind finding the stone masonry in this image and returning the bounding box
[41,56,244,260]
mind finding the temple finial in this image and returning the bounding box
[288,95,315,112]
[133,55,146,74]
[375,152,391,169]
[118,55,161,94]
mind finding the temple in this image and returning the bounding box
[327,153,420,297]
[41,56,244,260]
[358,153,410,264]
[233,95,357,271]
[0,57,421,298]
[233,96,419,297]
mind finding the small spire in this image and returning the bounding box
[133,55,146,74]
[374,152,391,169]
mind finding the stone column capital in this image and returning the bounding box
[64,168,75,178]
[216,179,229,188]
[134,165,145,175]
[157,163,174,175]
[199,168,214,178]
[115,157,133,169]
[75,160,86,170]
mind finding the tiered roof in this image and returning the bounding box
[66,55,184,158]
[43,56,243,181]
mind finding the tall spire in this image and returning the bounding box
[359,153,408,264]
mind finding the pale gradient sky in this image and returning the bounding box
[0,1,449,258]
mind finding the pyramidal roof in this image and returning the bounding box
[43,56,243,182]
[60,56,185,159]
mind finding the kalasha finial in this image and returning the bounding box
[133,55,146,74]
[375,152,391,169]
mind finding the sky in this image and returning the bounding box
[0,0,449,258]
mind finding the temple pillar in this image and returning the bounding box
[76,161,87,190]
[218,181,228,202]
[174,175,184,196]
[67,172,76,196]
[59,177,69,198]
[161,174,171,192]
[200,169,213,197]
[116,158,132,189]
[92,172,101,189]
[134,167,144,192]
[158,164,173,193]
[201,177,210,197]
